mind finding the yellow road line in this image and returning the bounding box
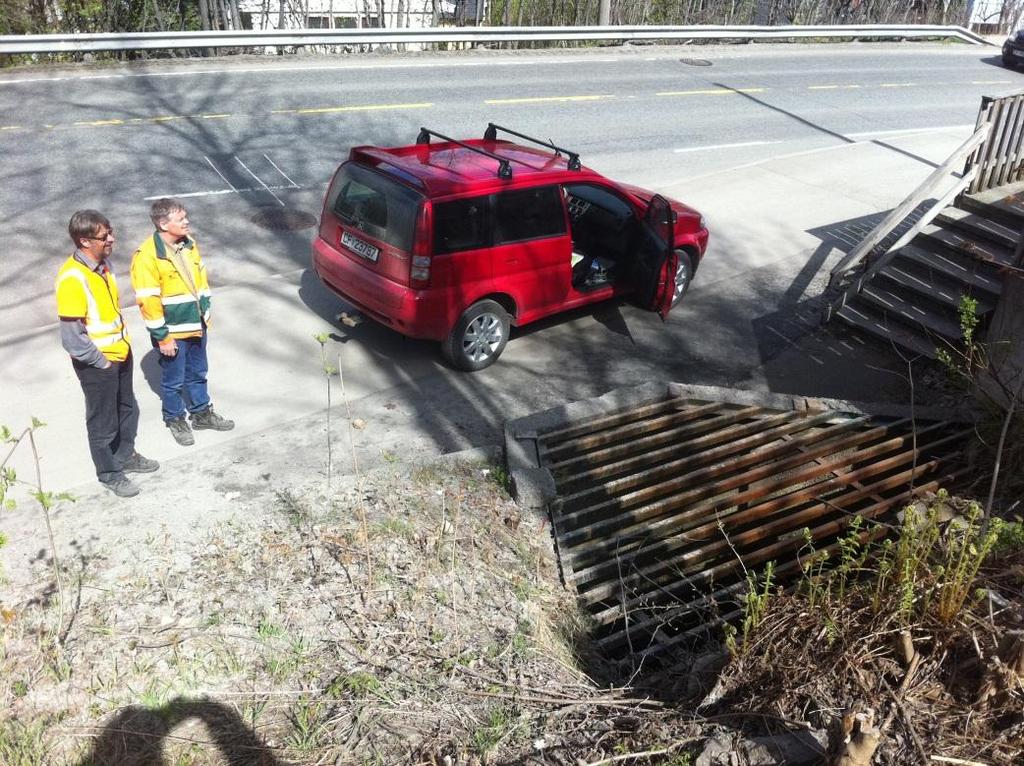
[484,95,614,104]
[74,119,124,127]
[199,113,230,119]
[0,125,21,131]
[880,83,916,88]
[656,88,765,96]
[808,84,861,90]
[292,102,432,114]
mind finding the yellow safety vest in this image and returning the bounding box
[55,255,131,362]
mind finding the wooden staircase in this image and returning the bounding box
[832,184,1022,358]
[825,92,1024,360]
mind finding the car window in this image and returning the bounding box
[434,196,489,255]
[328,164,422,251]
[493,186,567,245]
[564,183,633,220]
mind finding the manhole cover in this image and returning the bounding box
[251,207,317,231]
[679,58,712,66]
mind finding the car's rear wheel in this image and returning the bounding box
[442,300,510,371]
[671,250,694,307]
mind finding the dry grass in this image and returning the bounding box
[1,459,696,765]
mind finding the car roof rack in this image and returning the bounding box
[484,123,581,171]
[416,127,513,179]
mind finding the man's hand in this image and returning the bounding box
[158,338,177,356]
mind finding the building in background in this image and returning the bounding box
[235,1,491,30]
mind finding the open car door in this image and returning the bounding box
[635,194,678,320]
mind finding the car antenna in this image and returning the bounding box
[484,123,582,171]
[417,127,512,179]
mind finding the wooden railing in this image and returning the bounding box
[967,92,1024,194]
[824,123,991,311]
[825,92,1024,318]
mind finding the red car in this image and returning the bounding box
[313,124,709,370]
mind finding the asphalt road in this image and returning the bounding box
[0,42,1017,331]
[0,41,1019,491]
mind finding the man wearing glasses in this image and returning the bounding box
[55,210,159,498]
[130,199,234,446]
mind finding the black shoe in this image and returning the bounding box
[102,477,140,498]
[122,452,159,473]
[191,407,234,432]
[167,416,195,446]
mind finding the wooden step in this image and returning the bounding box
[936,207,1018,249]
[859,283,964,340]
[898,244,1003,296]
[958,189,1024,231]
[874,259,997,314]
[834,303,941,359]
[917,224,1016,267]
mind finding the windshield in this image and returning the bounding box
[327,163,422,251]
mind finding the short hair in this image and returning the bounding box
[150,198,185,229]
[68,210,110,248]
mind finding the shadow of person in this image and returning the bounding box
[77,697,289,766]
[138,345,163,400]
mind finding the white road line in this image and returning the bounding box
[204,156,238,192]
[667,124,973,188]
[845,124,973,138]
[263,153,300,188]
[143,183,296,201]
[235,155,284,206]
[673,140,781,153]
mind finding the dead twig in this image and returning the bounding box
[578,737,701,766]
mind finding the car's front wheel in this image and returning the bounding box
[671,250,694,307]
[442,299,510,371]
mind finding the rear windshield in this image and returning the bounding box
[327,163,422,251]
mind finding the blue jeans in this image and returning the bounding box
[158,334,211,421]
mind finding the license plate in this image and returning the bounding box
[342,231,379,263]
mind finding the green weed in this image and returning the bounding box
[327,671,380,699]
[285,698,327,753]
[726,561,775,658]
[471,704,518,756]
[0,718,50,766]
[256,618,283,640]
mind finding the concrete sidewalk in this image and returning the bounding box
[0,127,969,569]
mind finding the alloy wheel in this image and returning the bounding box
[462,313,504,363]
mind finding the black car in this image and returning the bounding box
[1003,31,1024,68]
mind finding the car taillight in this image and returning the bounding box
[410,204,432,286]
[411,255,430,281]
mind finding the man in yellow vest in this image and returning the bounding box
[130,198,234,446]
[56,210,159,498]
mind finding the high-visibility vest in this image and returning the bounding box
[55,255,131,362]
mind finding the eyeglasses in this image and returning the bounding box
[84,230,115,241]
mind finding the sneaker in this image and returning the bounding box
[167,416,195,446]
[122,452,159,473]
[102,477,140,498]
[191,407,235,432]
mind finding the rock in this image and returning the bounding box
[696,729,828,766]
[686,650,731,704]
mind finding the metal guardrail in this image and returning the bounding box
[0,24,990,56]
